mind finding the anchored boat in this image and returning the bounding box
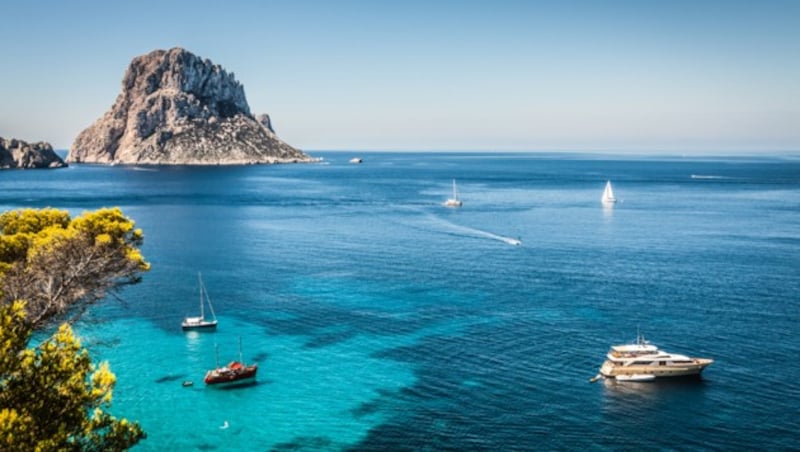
[444,179,463,208]
[596,332,712,381]
[601,180,617,204]
[204,338,258,388]
[182,273,218,331]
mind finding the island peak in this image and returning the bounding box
[68,47,311,165]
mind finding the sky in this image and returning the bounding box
[0,0,798,153]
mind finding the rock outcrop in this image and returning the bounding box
[0,137,67,169]
[68,47,312,165]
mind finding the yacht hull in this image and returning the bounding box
[204,364,258,388]
[600,358,713,379]
[204,374,257,388]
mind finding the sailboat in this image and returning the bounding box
[444,179,463,208]
[204,337,258,387]
[601,180,617,204]
[181,273,218,331]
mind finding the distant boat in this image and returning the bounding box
[349,157,362,164]
[204,338,258,388]
[181,273,218,331]
[601,180,617,204]
[443,179,463,208]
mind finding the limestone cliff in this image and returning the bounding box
[68,47,311,165]
[0,137,67,169]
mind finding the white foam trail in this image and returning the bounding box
[422,212,522,246]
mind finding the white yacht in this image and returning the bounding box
[596,333,712,381]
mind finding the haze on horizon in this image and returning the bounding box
[0,0,798,154]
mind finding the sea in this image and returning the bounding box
[2,151,799,450]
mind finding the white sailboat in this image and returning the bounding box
[182,273,218,331]
[601,180,617,204]
[444,179,463,208]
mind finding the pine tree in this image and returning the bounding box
[0,207,149,450]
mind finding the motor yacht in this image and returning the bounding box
[596,333,712,381]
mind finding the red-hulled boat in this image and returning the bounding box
[204,361,258,387]
[205,338,258,388]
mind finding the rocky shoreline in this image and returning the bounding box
[0,137,67,169]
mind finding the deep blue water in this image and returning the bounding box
[2,152,799,450]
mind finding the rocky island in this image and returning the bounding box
[1,137,67,169]
[68,48,312,165]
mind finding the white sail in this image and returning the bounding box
[601,180,617,204]
[444,179,463,207]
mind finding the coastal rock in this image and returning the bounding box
[255,114,275,134]
[68,47,312,165]
[0,137,67,169]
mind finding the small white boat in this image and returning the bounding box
[443,179,463,208]
[349,157,362,164]
[182,273,218,331]
[601,180,617,204]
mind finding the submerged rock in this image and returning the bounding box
[0,137,67,169]
[68,47,312,165]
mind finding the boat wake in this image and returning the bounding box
[423,213,521,246]
[690,174,728,180]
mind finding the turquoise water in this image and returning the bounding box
[2,152,799,450]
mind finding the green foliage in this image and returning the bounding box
[0,207,149,450]
[0,207,70,235]
[0,302,145,450]
[0,207,150,328]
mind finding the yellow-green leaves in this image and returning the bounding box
[71,207,136,242]
[0,208,70,235]
[0,302,145,450]
[0,207,149,328]
[0,207,148,449]
[0,207,148,269]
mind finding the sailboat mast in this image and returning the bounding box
[198,272,204,319]
[238,337,243,363]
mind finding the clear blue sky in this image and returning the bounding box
[1,0,798,152]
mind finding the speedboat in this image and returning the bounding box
[597,332,712,381]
